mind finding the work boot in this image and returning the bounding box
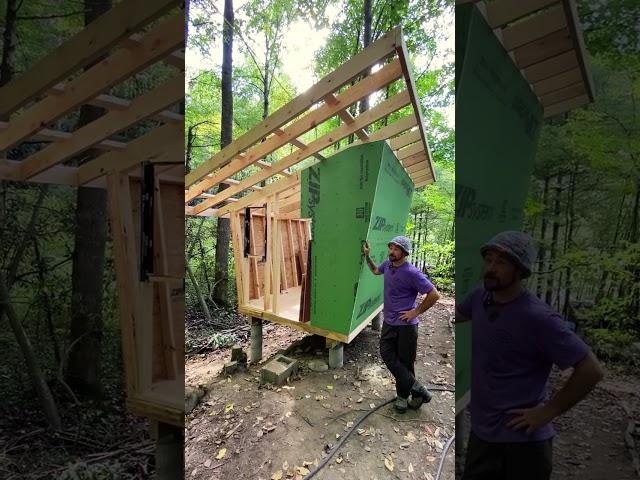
[394,396,408,413]
[408,383,432,409]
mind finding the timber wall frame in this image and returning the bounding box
[185,26,436,219]
[457,0,595,117]
[0,0,185,426]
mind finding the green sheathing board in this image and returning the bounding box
[455,4,543,405]
[301,141,413,337]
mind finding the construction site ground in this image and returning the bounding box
[185,295,456,480]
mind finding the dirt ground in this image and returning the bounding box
[185,296,456,480]
[456,365,640,480]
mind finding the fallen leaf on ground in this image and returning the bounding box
[426,456,436,462]
[296,466,310,475]
[408,463,414,473]
[356,397,363,403]
[204,459,212,468]
[405,431,417,443]
[271,470,283,480]
[216,448,226,460]
[327,385,333,390]
[394,427,400,434]
[224,403,234,413]
[370,403,376,409]
[282,461,289,471]
[384,456,394,472]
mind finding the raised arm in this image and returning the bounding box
[362,240,382,275]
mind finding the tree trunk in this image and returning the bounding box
[0,0,18,88]
[545,174,562,306]
[66,0,112,398]
[0,187,61,429]
[562,165,577,318]
[187,259,212,322]
[536,176,549,297]
[213,0,234,305]
[358,0,372,115]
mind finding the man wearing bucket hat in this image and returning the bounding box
[362,235,441,413]
[456,231,604,480]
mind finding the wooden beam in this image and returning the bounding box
[513,28,573,69]
[397,142,424,160]
[522,50,578,83]
[395,36,436,181]
[49,85,184,124]
[543,93,589,118]
[0,0,181,117]
[401,150,428,168]
[21,76,183,180]
[561,0,595,102]
[540,82,586,106]
[0,12,184,151]
[389,129,420,150]
[185,58,403,199]
[485,0,559,28]
[405,162,428,175]
[324,94,369,141]
[501,5,566,51]
[191,90,411,214]
[77,122,183,184]
[0,121,127,150]
[532,67,582,96]
[214,174,301,217]
[185,28,401,188]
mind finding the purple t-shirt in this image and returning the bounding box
[379,259,434,326]
[458,286,590,443]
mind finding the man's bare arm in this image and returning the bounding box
[416,288,440,314]
[362,241,381,275]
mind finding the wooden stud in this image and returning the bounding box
[280,224,288,291]
[152,176,178,380]
[0,12,184,152]
[264,197,273,311]
[272,195,281,314]
[0,0,181,117]
[230,212,247,306]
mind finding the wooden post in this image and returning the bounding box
[272,194,281,314]
[264,197,272,310]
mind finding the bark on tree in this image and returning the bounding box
[545,174,563,306]
[358,0,372,115]
[536,176,549,297]
[66,0,112,398]
[212,0,234,305]
[0,0,18,88]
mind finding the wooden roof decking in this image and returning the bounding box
[457,0,594,118]
[0,0,185,187]
[185,27,437,218]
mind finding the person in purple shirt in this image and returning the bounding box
[362,235,441,413]
[457,231,604,480]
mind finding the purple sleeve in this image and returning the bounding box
[378,259,390,273]
[412,270,434,294]
[457,287,479,318]
[535,313,590,369]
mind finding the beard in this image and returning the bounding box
[483,273,517,291]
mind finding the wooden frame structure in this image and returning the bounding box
[0,0,185,426]
[457,0,594,117]
[185,27,435,343]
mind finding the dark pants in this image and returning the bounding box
[462,431,552,480]
[379,322,418,398]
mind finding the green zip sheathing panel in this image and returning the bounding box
[455,3,543,406]
[301,141,413,338]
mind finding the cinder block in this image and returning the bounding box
[260,354,298,386]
